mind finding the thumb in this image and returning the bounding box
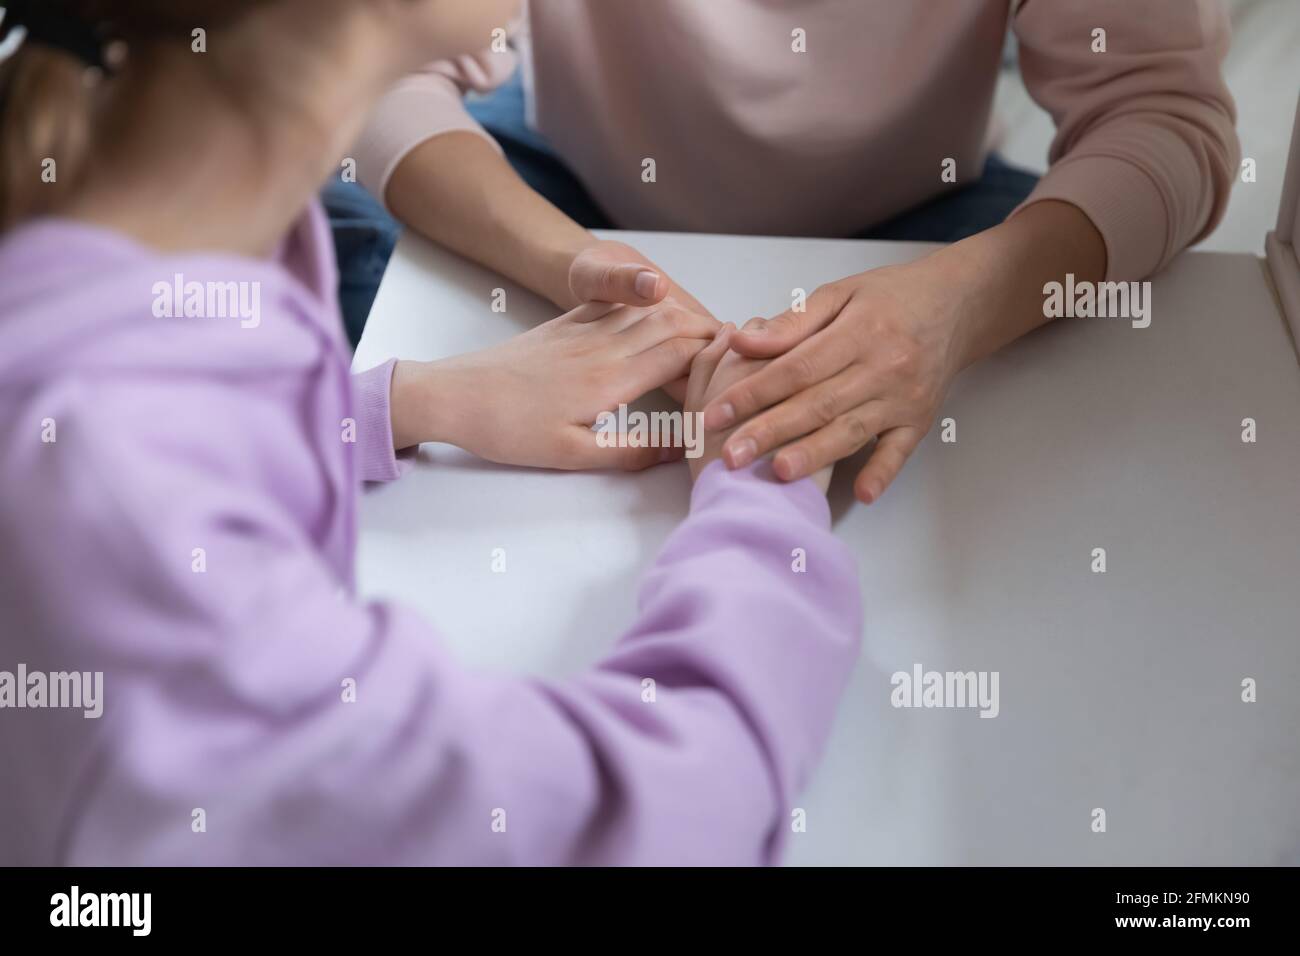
[569,255,667,307]
[729,288,845,358]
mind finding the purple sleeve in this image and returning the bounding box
[62,458,860,865]
[351,359,403,482]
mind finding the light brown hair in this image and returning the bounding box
[0,1,266,229]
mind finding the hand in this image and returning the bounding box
[685,328,832,494]
[698,202,1108,505]
[568,239,714,317]
[568,239,719,402]
[699,258,966,503]
[391,300,718,471]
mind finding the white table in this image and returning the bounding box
[353,230,1300,865]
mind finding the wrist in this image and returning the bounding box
[905,241,997,374]
[390,358,466,450]
[927,201,1106,370]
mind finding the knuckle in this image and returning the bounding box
[789,353,821,387]
[904,381,929,406]
[842,413,872,449]
[597,264,622,291]
[811,390,839,426]
[746,420,776,450]
[730,381,758,414]
[884,340,922,377]
[808,284,838,309]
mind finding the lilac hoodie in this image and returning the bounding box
[0,203,861,865]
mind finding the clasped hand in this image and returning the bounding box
[393,251,966,501]
[390,298,719,470]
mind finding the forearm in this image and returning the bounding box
[386,132,594,309]
[938,199,1107,369]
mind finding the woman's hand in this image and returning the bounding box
[700,258,963,504]
[390,300,718,471]
[685,328,832,494]
[699,201,1107,504]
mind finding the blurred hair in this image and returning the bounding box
[0,1,267,229]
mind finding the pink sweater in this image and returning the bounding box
[356,0,1239,281]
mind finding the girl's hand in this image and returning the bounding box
[391,301,719,471]
[685,328,832,494]
[700,256,967,504]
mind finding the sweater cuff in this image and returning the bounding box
[690,459,832,529]
[1012,155,1169,281]
[351,360,403,483]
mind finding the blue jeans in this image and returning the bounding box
[322,177,401,349]
[325,71,1040,344]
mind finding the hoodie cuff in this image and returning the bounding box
[351,360,404,483]
[691,458,832,529]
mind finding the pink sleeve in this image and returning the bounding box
[351,360,403,483]
[353,49,519,212]
[1010,0,1240,279]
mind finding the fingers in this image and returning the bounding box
[719,366,873,467]
[702,335,853,432]
[618,332,717,400]
[563,326,732,470]
[684,325,734,411]
[728,284,848,358]
[569,256,667,308]
[560,426,680,472]
[618,306,721,354]
[853,426,923,504]
[761,402,887,477]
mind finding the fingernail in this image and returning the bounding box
[726,438,757,468]
[742,317,768,334]
[776,450,805,479]
[704,402,736,430]
[634,270,660,299]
